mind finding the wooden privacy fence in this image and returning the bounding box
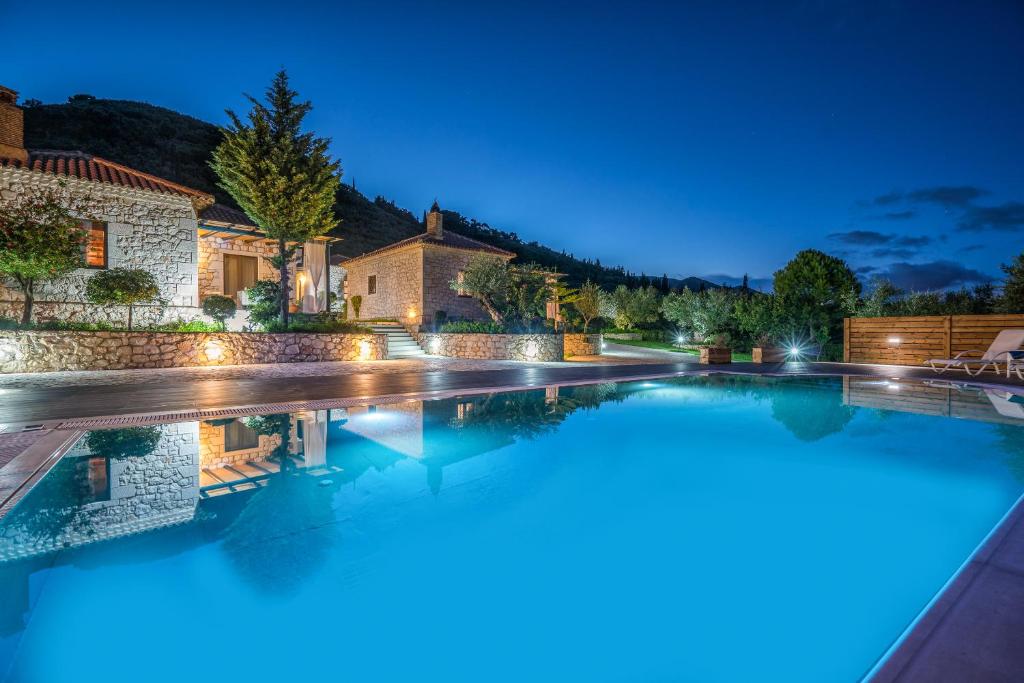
[844,314,1024,365]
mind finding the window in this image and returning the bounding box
[367,275,377,295]
[224,419,260,452]
[73,456,110,503]
[83,220,107,269]
[223,254,259,302]
[456,270,469,297]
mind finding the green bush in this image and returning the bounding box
[349,294,363,319]
[85,267,162,330]
[148,319,222,332]
[244,280,282,330]
[261,313,372,334]
[439,320,506,334]
[202,295,237,330]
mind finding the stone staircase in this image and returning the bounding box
[368,323,427,359]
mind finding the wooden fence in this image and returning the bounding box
[843,314,1024,365]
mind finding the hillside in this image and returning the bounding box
[23,96,716,290]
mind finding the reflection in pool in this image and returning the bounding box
[0,376,1023,682]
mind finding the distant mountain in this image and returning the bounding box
[23,96,719,290]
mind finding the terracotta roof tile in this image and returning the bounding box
[198,203,257,228]
[0,149,214,203]
[343,230,516,264]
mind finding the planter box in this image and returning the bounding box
[752,347,788,363]
[699,346,732,364]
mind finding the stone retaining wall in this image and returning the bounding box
[0,331,387,373]
[564,333,602,357]
[414,332,563,361]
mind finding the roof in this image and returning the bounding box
[343,229,516,265]
[0,149,214,203]
[199,203,258,228]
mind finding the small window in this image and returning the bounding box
[224,420,260,452]
[83,220,107,269]
[456,271,469,297]
[368,275,377,295]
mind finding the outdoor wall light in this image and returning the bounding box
[407,308,417,320]
[429,337,441,354]
[358,339,373,360]
[789,346,801,356]
[888,336,901,345]
[204,340,224,362]
[525,340,539,359]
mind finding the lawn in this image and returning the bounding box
[609,338,753,362]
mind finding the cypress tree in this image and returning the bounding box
[211,70,341,326]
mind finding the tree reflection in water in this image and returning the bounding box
[220,413,336,597]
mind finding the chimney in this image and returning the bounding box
[426,199,443,238]
[0,86,27,164]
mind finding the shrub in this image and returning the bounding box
[432,310,448,331]
[84,426,162,459]
[85,268,161,330]
[202,295,237,330]
[148,319,222,332]
[439,320,506,334]
[244,280,282,330]
[349,294,363,319]
[261,313,372,334]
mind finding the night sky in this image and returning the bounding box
[4,1,1022,290]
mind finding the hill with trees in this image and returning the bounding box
[23,96,716,290]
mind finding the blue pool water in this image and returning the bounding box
[1,375,1023,682]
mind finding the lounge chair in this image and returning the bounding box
[926,329,1024,376]
[1008,351,1024,380]
[984,389,1024,420]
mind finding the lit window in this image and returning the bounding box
[368,275,377,295]
[83,220,107,268]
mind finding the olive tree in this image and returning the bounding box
[573,280,602,332]
[451,255,511,324]
[202,294,238,330]
[85,267,161,330]
[0,183,89,324]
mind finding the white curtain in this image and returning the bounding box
[300,410,328,468]
[302,241,327,313]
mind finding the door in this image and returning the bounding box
[223,254,259,302]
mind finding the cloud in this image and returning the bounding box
[906,186,989,208]
[894,235,931,247]
[827,230,893,246]
[828,231,931,252]
[957,201,1024,232]
[879,210,915,220]
[871,191,904,206]
[957,244,985,253]
[874,260,992,291]
[870,247,917,259]
[854,265,877,275]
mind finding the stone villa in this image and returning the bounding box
[0,85,336,328]
[342,201,518,328]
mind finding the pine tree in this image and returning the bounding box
[211,70,341,326]
[998,252,1024,313]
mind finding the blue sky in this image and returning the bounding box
[4,0,1022,290]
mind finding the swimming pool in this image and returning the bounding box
[1,375,1022,682]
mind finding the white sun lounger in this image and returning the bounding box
[927,329,1024,377]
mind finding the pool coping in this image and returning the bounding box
[1,367,1023,680]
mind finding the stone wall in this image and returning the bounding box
[0,422,201,562]
[420,245,495,325]
[414,332,563,361]
[564,333,602,357]
[344,245,423,323]
[0,330,387,373]
[199,418,286,469]
[0,166,201,321]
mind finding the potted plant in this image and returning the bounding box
[699,333,732,364]
[752,333,787,363]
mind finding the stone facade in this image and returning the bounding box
[197,234,281,300]
[414,332,564,361]
[0,422,201,562]
[0,330,387,373]
[0,166,201,320]
[199,418,286,469]
[345,244,423,323]
[564,333,603,357]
